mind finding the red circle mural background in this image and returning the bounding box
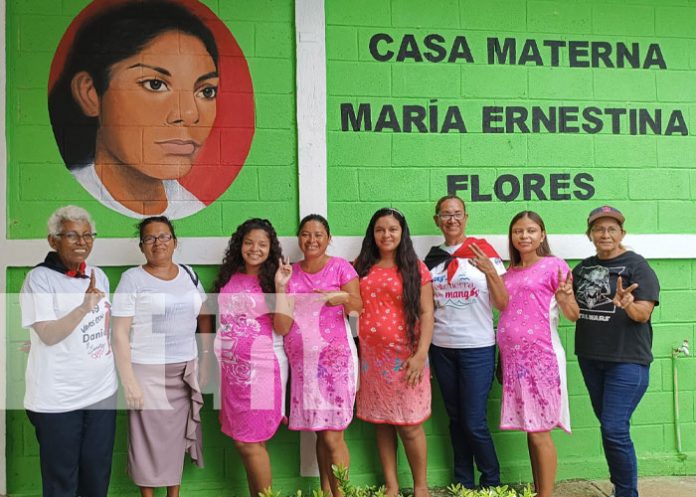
[48,0,255,213]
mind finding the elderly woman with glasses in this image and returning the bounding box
[20,205,118,497]
[112,216,213,497]
[572,206,660,497]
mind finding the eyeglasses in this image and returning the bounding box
[141,234,173,245]
[591,226,622,235]
[437,212,466,221]
[56,231,97,243]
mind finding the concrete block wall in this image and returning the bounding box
[326,0,696,237]
[4,0,696,495]
[324,0,696,487]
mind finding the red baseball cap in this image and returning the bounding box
[587,205,625,227]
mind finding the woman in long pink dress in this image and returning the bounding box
[213,218,288,497]
[274,214,363,497]
[497,211,579,497]
[353,208,434,497]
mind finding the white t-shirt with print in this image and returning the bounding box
[430,243,506,348]
[20,266,118,412]
[112,265,206,364]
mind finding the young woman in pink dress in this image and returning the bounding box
[353,208,434,497]
[212,218,288,497]
[274,214,363,497]
[497,211,579,497]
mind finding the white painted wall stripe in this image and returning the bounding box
[3,234,696,269]
[295,0,328,218]
[295,0,327,477]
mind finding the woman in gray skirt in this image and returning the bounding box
[112,216,213,497]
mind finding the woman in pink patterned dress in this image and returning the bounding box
[213,219,288,497]
[353,208,434,497]
[497,211,579,497]
[274,214,363,497]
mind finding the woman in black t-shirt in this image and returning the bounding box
[572,206,659,497]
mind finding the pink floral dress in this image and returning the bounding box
[284,257,359,431]
[356,262,432,425]
[216,273,288,442]
[497,256,571,433]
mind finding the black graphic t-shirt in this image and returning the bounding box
[572,251,660,365]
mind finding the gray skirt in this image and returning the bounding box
[127,360,204,487]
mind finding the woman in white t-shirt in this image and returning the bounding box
[20,205,118,497]
[112,216,213,497]
[423,195,508,489]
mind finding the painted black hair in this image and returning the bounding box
[213,218,284,294]
[49,0,219,168]
[353,208,422,345]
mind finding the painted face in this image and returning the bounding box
[374,215,403,255]
[589,217,625,258]
[434,198,468,242]
[95,30,218,179]
[140,221,176,264]
[510,216,545,257]
[242,229,271,273]
[298,220,330,258]
[49,220,94,270]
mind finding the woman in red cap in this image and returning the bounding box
[572,205,660,497]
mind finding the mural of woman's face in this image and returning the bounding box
[78,30,218,179]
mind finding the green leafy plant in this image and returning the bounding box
[447,482,536,497]
[259,488,283,497]
[260,466,535,497]
[332,464,391,497]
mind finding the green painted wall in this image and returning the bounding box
[5,0,696,496]
[326,0,696,236]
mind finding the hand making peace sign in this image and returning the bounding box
[613,276,639,309]
[555,269,574,302]
[274,257,293,290]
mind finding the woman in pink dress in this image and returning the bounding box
[353,208,434,497]
[213,218,288,497]
[274,214,363,497]
[497,211,579,497]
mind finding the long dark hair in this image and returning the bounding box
[213,218,283,294]
[354,208,421,345]
[49,0,218,168]
[507,210,552,267]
